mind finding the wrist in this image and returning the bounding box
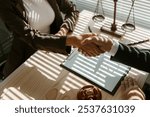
[66,36,73,46]
[108,39,119,56]
[66,35,81,47]
[60,27,68,35]
[56,27,69,36]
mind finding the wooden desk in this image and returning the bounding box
[0,10,149,100]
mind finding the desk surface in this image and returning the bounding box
[0,10,149,100]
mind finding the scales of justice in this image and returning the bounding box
[92,0,136,38]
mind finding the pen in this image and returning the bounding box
[88,26,93,33]
[127,39,149,46]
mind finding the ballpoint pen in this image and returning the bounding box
[88,26,93,33]
[127,39,149,46]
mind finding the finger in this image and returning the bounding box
[126,76,136,86]
[84,52,93,57]
[81,38,92,45]
[81,44,103,57]
[87,50,100,57]
[132,79,138,86]
[120,81,126,90]
[79,46,97,57]
[80,33,97,39]
[82,36,100,46]
[81,51,91,57]
[88,48,101,56]
[78,48,88,56]
[78,48,82,53]
[95,47,105,55]
[123,79,129,90]
[79,47,92,57]
[81,48,99,57]
[128,78,134,86]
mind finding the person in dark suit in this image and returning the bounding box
[80,35,150,73]
[0,0,101,78]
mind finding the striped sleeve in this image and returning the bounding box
[60,1,79,32]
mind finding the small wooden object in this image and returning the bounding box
[77,85,102,100]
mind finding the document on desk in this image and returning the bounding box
[61,49,130,95]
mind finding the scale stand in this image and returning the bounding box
[100,0,124,38]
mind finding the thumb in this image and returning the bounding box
[80,33,97,39]
[81,38,93,45]
[81,36,99,46]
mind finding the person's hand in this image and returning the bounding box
[78,43,104,57]
[81,35,113,54]
[66,33,96,48]
[66,33,102,56]
[121,76,145,100]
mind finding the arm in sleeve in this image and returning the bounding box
[0,0,69,54]
[111,43,150,72]
[56,0,79,32]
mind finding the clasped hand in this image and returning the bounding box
[75,34,113,57]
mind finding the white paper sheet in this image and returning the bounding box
[61,50,130,95]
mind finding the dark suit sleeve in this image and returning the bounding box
[0,0,70,55]
[111,43,150,72]
[56,0,79,32]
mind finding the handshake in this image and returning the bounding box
[66,33,113,57]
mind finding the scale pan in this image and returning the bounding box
[92,15,105,22]
[121,23,135,32]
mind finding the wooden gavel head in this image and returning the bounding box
[77,85,102,100]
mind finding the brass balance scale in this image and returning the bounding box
[91,0,136,38]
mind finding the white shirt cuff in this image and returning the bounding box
[108,39,119,56]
